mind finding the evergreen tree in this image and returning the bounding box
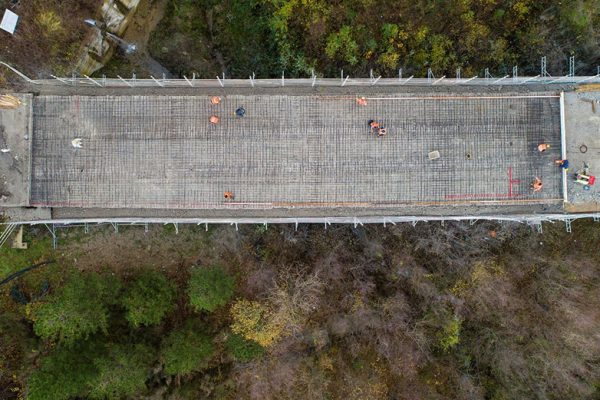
[187,265,234,312]
[29,272,120,344]
[122,271,176,328]
[27,340,102,400]
[88,343,155,400]
[162,322,214,375]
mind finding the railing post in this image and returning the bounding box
[0,61,38,84]
[569,56,575,77]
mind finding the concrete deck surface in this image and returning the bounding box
[564,89,600,211]
[0,94,32,207]
[28,93,563,210]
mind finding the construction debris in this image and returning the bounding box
[0,9,19,35]
[428,151,440,160]
[11,226,27,250]
[580,97,597,113]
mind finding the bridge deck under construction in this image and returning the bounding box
[28,93,563,209]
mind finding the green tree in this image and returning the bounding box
[88,343,154,400]
[325,25,360,66]
[225,333,265,362]
[161,323,215,375]
[122,271,176,328]
[187,265,234,312]
[438,314,461,352]
[378,23,408,71]
[27,340,102,400]
[28,272,120,344]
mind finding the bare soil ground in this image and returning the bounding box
[95,0,172,78]
[61,224,242,284]
[0,0,101,78]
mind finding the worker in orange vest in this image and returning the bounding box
[537,143,550,152]
[356,97,367,106]
[209,115,220,124]
[368,120,380,134]
[210,96,221,105]
[224,191,234,200]
[531,177,543,192]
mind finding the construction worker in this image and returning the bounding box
[368,120,380,134]
[210,96,221,105]
[537,143,550,152]
[235,106,246,117]
[356,97,367,106]
[377,127,387,137]
[209,115,220,124]
[224,191,234,200]
[555,159,569,171]
[531,177,543,192]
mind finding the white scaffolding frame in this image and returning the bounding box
[5,214,599,248]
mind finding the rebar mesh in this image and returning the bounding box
[30,94,562,209]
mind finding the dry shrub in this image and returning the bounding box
[328,346,390,400]
[230,299,284,348]
[309,328,330,352]
[457,244,600,399]
[233,357,305,400]
[327,313,352,337]
[242,266,277,298]
[268,268,324,335]
[372,293,426,378]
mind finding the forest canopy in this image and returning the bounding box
[1,221,600,399]
[148,0,600,78]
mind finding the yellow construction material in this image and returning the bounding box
[0,94,22,109]
[576,84,600,93]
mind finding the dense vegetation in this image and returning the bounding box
[149,0,600,78]
[1,221,600,399]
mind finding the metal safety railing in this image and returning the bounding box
[3,61,600,89]
[0,223,17,248]
[27,75,600,88]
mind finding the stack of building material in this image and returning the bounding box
[0,94,22,109]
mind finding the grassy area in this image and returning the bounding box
[0,228,53,280]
